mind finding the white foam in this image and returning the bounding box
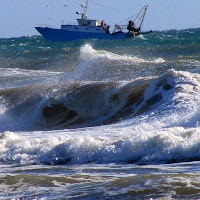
[0,67,62,77]
[80,44,165,64]
[137,35,147,40]
[0,125,200,165]
[154,58,165,63]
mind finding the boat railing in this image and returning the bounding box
[35,24,57,29]
[111,24,127,33]
[61,21,77,26]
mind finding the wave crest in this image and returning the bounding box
[0,69,200,131]
[80,44,165,64]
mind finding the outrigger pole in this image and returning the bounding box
[139,6,148,29]
[134,5,148,30]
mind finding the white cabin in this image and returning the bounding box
[61,19,110,34]
[77,19,101,26]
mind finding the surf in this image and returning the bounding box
[0,69,199,132]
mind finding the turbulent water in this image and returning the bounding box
[0,29,200,199]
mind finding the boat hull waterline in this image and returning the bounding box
[35,27,148,42]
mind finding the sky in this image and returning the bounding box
[0,0,200,38]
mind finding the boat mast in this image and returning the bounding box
[134,5,148,30]
[139,5,148,29]
[82,0,89,19]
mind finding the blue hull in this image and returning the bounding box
[35,27,135,42]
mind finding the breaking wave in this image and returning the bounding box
[0,127,200,165]
[80,44,165,64]
[61,44,166,81]
[0,69,199,130]
[0,69,200,165]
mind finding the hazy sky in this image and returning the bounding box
[0,0,200,38]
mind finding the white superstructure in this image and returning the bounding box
[61,0,110,34]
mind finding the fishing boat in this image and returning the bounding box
[35,0,153,42]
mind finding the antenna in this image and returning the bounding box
[82,0,89,19]
[76,0,89,19]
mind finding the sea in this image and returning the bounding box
[0,28,200,200]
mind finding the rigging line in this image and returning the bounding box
[118,12,137,24]
[90,2,133,11]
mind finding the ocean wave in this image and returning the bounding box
[0,71,172,130]
[61,44,166,81]
[0,126,200,165]
[0,67,62,77]
[80,44,165,64]
[0,69,200,132]
[0,69,200,164]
